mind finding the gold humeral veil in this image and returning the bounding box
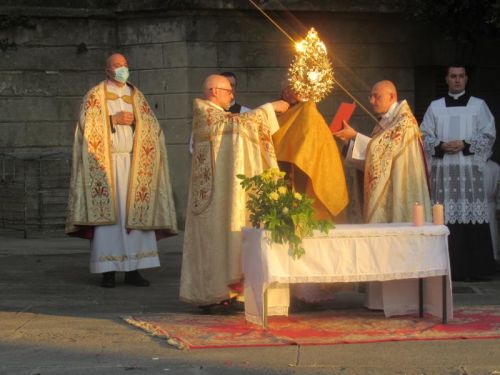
[180,98,279,305]
[65,82,177,239]
[273,101,349,220]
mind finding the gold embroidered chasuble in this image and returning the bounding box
[65,81,177,239]
[273,101,349,220]
[364,100,431,223]
[180,98,279,305]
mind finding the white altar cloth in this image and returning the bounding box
[242,223,453,327]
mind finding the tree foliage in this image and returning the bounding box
[399,0,500,43]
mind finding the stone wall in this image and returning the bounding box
[1,1,499,236]
[0,14,118,236]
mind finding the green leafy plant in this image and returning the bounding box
[238,168,333,259]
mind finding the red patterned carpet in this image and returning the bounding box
[123,306,500,350]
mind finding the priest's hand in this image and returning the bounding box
[441,140,465,154]
[271,100,290,113]
[333,120,357,144]
[112,111,134,126]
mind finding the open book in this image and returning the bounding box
[345,133,371,170]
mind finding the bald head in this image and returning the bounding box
[105,53,128,85]
[373,80,397,96]
[203,75,230,93]
[106,53,127,70]
[369,80,398,115]
[203,74,234,110]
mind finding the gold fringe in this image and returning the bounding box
[122,316,188,350]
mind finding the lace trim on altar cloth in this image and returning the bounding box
[267,306,289,316]
[251,224,450,241]
[268,269,449,284]
[245,306,290,326]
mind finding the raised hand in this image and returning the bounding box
[271,100,290,113]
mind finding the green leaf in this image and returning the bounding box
[238,168,337,259]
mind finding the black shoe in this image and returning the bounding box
[198,299,235,315]
[124,270,150,287]
[100,272,116,288]
[199,304,215,315]
[230,299,245,312]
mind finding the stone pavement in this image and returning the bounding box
[0,233,499,375]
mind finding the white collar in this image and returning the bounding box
[381,101,398,120]
[106,80,130,94]
[448,91,465,100]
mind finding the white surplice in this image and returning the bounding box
[420,96,495,224]
[90,82,159,273]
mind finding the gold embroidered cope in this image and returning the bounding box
[65,82,177,239]
[364,101,431,223]
[180,99,278,305]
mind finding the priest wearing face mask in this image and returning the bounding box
[66,53,178,288]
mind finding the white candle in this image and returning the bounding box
[413,202,424,226]
[433,202,444,225]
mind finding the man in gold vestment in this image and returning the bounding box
[334,80,432,310]
[66,53,177,288]
[334,80,431,223]
[180,75,289,310]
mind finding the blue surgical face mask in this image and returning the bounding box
[113,66,129,83]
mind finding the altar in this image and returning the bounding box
[242,223,453,327]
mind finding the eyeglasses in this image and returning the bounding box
[368,93,386,101]
[211,87,233,94]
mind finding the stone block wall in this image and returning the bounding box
[0,14,116,236]
[0,154,71,237]
[1,1,499,236]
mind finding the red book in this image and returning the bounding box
[329,102,356,133]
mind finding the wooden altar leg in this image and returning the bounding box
[419,278,423,318]
[442,275,448,324]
